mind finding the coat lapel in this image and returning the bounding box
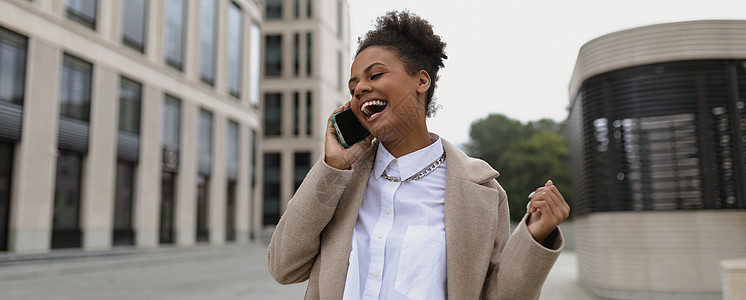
[442,139,501,298]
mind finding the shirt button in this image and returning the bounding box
[373,271,380,278]
[376,234,383,239]
[385,208,391,214]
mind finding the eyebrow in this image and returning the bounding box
[348,62,386,86]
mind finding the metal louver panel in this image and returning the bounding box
[117,131,140,163]
[58,117,89,153]
[0,103,22,141]
[568,60,746,216]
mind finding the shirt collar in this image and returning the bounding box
[373,133,444,180]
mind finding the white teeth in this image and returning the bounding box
[361,100,387,115]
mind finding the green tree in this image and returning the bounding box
[465,114,572,222]
[498,131,572,221]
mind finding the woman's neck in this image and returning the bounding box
[381,128,433,158]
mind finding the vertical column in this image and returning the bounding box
[209,112,227,244]
[175,101,198,245]
[214,0,228,93]
[98,0,118,42]
[81,66,118,250]
[184,0,200,82]
[146,0,164,65]
[134,85,163,248]
[235,123,251,242]
[10,40,61,253]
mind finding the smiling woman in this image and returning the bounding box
[268,10,569,300]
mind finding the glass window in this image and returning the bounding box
[52,151,83,249]
[337,51,343,91]
[164,0,186,70]
[264,93,282,136]
[251,129,257,188]
[294,0,300,19]
[198,109,213,175]
[122,0,147,52]
[263,153,281,225]
[337,0,343,38]
[227,3,243,98]
[196,174,209,242]
[265,35,282,77]
[227,120,239,178]
[306,0,312,18]
[113,161,135,246]
[306,91,312,136]
[0,143,12,251]
[159,171,176,244]
[248,23,261,107]
[0,27,26,105]
[66,0,97,29]
[293,92,299,136]
[294,152,311,191]
[306,33,312,76]
[266,0,282,20]
[60,54,92,122]
[199,0,217,85]
[225,181,236,241]
[162,95,181,147]
[293,33,299,77]
[119,77,141,135]
[0,27,27,106]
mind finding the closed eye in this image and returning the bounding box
[371,73,383,80]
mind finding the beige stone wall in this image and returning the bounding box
[575,211,746,297]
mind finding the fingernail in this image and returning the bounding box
[526,201,531,210]
[547,180,553,184]
[527,191,535,199]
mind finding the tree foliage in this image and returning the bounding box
[465,114,572,222]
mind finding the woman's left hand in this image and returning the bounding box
[526,180,570,244]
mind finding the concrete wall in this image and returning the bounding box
[575,211,746,299]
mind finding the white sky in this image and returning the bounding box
[348,0,746,145]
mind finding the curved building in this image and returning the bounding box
[568,20,746,299]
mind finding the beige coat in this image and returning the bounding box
[268,138,563,299]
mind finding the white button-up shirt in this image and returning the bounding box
[342,135,447,300]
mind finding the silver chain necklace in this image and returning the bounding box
[381,152,446,182]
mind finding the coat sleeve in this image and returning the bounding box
[482,180,564,300]
[267,157,354,284]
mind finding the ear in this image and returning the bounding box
[416,70,431,94]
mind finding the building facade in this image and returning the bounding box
[259,0,351,230]
[0,0,349,254]
[568,20,746,299]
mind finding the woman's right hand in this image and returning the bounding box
[324,102,374,170]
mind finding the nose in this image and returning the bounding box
[354,81,372,99]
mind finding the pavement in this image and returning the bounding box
[0,240,594,300]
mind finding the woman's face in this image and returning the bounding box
[348,46,430,142]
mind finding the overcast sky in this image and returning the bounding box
[347,0,746,146]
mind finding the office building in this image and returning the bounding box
[0,0,264,252]
[259,0,350,229]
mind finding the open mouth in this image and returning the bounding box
[361,100,388,120]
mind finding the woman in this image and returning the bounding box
[268,10,569,300]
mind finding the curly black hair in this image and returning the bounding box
[356,10,447,118]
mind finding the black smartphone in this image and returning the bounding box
[331,108,370,148]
